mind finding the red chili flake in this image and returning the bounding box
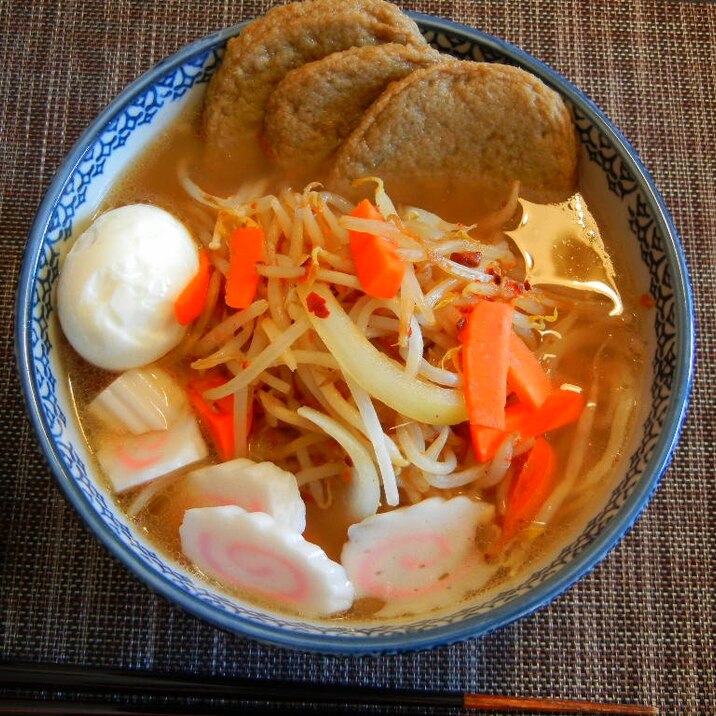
[242,360,249,369]
[456,317,467,332]
[523,279,531,291]
[306,291,330,318]
[450,251,482,267]
[503,277,524,294]
[486,268,503,285]
[640,293,656,309]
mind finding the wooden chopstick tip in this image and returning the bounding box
[463,692,659,715]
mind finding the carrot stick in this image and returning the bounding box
[499,436,556,546]
[470,401,534,462]
[507,331,552,410]
[348,199,405,299]
[225,226,265,309]
[187,374,235,461]
[470,388,585,463]
[461,300,514,430]
[174,249,212,325]
[521,388,586,440]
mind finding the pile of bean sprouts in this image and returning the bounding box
[150,168,642,561]
[166,173,575,522]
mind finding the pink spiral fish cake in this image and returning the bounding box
[185,458,306,534]
[180,506,354,616]
[340,496,496,612]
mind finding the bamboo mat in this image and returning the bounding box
[1,1,714,713]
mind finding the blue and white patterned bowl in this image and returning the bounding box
[16,15,694,654]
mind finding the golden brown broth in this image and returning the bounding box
[62,100,649,622]
[507,196,623,316]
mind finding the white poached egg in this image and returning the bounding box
[58,204,199,371]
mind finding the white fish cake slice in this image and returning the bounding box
[186,458,306,533]
[181,506,354,616]
[97,415,208,494]
[88,365,188,435]
[341,496,494,601]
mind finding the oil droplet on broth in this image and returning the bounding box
[506,194,623,316]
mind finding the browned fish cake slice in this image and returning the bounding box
[262,43,444,177]
[202,0,426,161]
[327,62,578,220]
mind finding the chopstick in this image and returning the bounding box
[0,661,658,714]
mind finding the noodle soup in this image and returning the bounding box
[58,96,648,621]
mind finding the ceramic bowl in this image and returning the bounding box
[16,14,694,653]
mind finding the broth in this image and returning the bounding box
[62,95,648,622]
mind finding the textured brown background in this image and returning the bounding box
[1,0,714,714]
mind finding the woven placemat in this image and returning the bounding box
[1,1,713,714]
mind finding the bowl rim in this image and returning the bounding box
[15,13,695,654]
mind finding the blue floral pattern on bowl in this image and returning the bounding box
[16,16,694,653]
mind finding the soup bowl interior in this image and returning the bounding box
[16,15,694,653]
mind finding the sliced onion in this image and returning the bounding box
[424,464,488,489]
[415,359,460,387]
[479,435,515,488]
[297,284,467,426]
[297,406,381,523]
[396,423,457,476]
[345,375,400,507]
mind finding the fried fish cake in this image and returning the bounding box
[263,43,444,177]
[202,0,426,162]
[327,62,578,221]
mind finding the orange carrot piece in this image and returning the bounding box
[187,374,235,461]
[521,388,586,440]
[500,437,557,546]
[225,226,265,309]
[470,401,534,462]
[507,331,552,410]
[174,249,212,325]
[348,199,405,298]
[471,388,586,463]
[461,300,514,430]
[187,374,233,413]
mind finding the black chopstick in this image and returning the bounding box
[0,661,658,714]
[0,700,230,715]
